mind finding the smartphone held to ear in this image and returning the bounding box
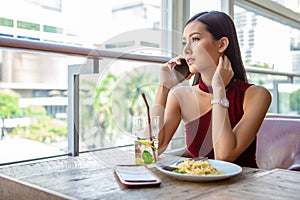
[174,59,191,82]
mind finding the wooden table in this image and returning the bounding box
[1,147,299,200]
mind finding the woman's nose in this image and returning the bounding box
[183,42,192,55]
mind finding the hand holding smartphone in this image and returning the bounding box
[174,59,191,82]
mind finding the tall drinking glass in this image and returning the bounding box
[132,116,160,165]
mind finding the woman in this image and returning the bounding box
[153,11,271,167]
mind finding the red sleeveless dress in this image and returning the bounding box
[185,78,258,168]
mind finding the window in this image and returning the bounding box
[43,25,63,34]
[190,0,221,17]
[234,4,300,114]
[17,21,40,31]
[79,59,160,151]
[0,17,13,27]
[234,5,300,73]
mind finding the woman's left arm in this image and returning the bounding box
[212,85,271,162]
[211,56,271,161]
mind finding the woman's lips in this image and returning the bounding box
[186,58,194,65]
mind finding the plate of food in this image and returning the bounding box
[156,158,242,182]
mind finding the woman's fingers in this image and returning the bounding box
[212,56,234,89]
[222,56,234,83]
[218,56,233,74]
[166,56,185,70]
[223,56,232,72]
[160,56,187,88]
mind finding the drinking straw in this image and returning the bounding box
[141,92,157,162]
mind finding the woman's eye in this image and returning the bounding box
[192,37,200,42]
[182,41,187,46]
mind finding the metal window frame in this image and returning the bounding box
[235,0,300,29]
[67,59,99,156]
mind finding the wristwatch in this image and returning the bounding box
[211,98,229,108]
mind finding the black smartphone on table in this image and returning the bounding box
[174,59,191,82]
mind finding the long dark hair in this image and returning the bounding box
[186,11,247,85]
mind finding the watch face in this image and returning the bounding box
[211,98,229,108]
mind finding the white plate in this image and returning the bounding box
[156,159,242,182]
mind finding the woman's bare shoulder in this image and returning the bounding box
[172,85,199,95]
[247,85,271,96]
[245,85,272,105]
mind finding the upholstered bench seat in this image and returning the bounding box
[256,118,300,171]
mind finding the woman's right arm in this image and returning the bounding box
[152,57,187,155]
[153,86,182,155]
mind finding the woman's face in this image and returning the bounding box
[182,20,220,74]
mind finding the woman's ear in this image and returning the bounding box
[218,37,229,53]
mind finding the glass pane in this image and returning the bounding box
[0,0,162,54]
[235,5,300,115]
[291,77,300,115]
[278,83,300,114]
[97,28,169,56]
[234,6,300,74]
[190,0,222,17]
[79,58,186,152]
[0,49,84,164]
[247,73,300,114]
[79,59,160,151]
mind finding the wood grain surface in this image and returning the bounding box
[1,148,299,200]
